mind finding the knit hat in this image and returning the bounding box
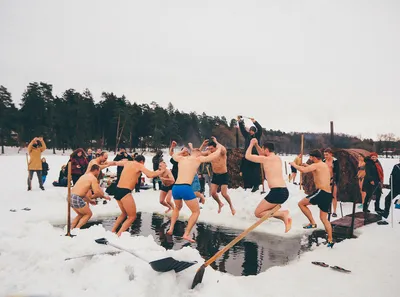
[370,152,378,157]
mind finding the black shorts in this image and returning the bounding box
[160,184,173,192]
[306,189,333,213]
[211,172,229,186]
[290,166,297,173]
[114,187,132,201]
[264,188,289,204]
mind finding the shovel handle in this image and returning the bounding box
[203,204,281,267]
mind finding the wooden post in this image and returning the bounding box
[284,161,288,175]
[65,161,72,236]
[330,121,334,147]
[299,134,304,190]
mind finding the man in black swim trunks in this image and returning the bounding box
[199,137,236,215]
[111,155,165,236]
[158,161,175,213]
[245,139,292,232]
[291,150,334,248]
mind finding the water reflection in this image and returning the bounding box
[84,212,307,276]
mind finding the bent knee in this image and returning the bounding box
[254,210,262,218]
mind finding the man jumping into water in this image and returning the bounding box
[158,160,175,213]
[199,137,236,215]
[291,150,334,248]
[69,164,111,229]
[245,139,292,232]
[112,155,165,236]
[167,146,222,242]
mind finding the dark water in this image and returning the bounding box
[80,212,320,276]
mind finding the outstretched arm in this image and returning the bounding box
[199,139,209,151]
[169,141,177,156]
[255,142,264,156]
[141,165,164,178]
[39,138,47,152]
[290,162,317,173]
[252,119,262,138]
[245,139,265,163]
[198,147,222,163]
[238,117,248,137]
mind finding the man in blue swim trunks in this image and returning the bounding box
[167,146,222,242]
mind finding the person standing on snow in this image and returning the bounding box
[377,160,400,219]
[363,152,384,213]
[238,116,263,192]
[27,137,46,191]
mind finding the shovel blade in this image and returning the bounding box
[95,238,109,245]
[191,264,206,289]
[149,257,197,273]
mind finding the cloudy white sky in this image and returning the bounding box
[1,0,399,140]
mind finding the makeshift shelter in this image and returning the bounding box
[227,149,245,189]
[302,148,370,203]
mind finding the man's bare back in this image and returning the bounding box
[71,173,100,197]
[117,161,144,190]
[262,154,286,188]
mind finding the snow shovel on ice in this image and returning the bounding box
[191,204,281,289]
[95,238,197,273]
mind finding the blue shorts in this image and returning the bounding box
[172,184,197,201]
[191,175,201,192]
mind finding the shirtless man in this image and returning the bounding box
[86,151,117,174]
[245,139,291,232]
[323,148,340,217]
[291,150,334,248]
[199,137,236,215]
[158,161,175,213]
[69,164,111,229]
[112,155,165,236]
[167,146,222,242]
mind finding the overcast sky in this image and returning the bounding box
[1,0,399,140]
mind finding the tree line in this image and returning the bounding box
[0,82,399,155]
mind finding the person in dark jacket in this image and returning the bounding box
[41,158,49,184]
[133,152,142,192]
[152,151,163,190]
[377,160,400,218]
[86,148,94,162]
[52,165,68,187]
[70,148,89,185]
[238,116,263,192]
[363,153,384,212]
[113,147,133,182]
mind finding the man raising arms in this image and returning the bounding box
[245,139,292,232]
[69,164,111,229]
[112,155,165,236]
[200,137,236,215]
[167,146,222,242]
[291,150,334,248]
[158,161,175,213]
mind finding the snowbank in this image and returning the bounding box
[0,151,399,297]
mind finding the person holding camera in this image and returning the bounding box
[113,147,133,183]
[27,137,46,191]
[237,116,263,192]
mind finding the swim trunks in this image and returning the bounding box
[290,166,297,173]
[306,189,333,213]
[211,172,229,186]
[70,194,86,209]
[172,184,196,201]
[160,184,173,192]
[114,187,132,201]
[191,175,201,192]
[264,187,289,204]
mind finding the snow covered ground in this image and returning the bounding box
[0,147,399,297]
